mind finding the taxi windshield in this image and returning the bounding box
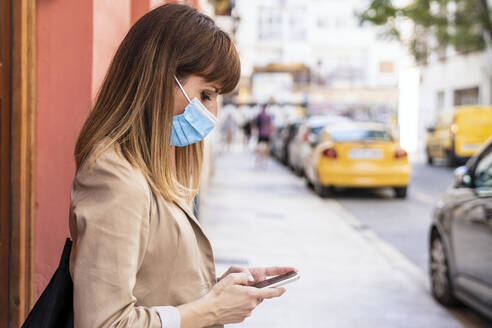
[331,129,393,142]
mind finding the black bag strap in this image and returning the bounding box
[59,238,72,269]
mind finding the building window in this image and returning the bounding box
[288,8,307,41]
[317,16,330,29]
[454,87,479,106]
[335,17,345,28]
[258,7,283,41]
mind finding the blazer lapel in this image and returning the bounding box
[172,199,217,282]
[173,199,212,245]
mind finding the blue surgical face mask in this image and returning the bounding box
[171,76,217,147]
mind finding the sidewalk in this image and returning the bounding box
[199,146,465,328]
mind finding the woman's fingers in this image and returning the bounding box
[223,272,252,286]
[257,287,286,299]
[234,267,255,282]
[226,266,246,275]
[207,280,287,325]
[248,266,298,280]
[243,286,286,301]
[219,266,254,282]
[262,266,298,277]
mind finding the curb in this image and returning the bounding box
[326,199,430,291]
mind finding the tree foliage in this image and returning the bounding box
[359,0,492,64]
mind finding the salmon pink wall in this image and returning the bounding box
[92,0,131,98]
[35,0,93,296]
[34,0,198,298]
[150,0,166,9]
[153,0,200,9]
[132,0,150,24]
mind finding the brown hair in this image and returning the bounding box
[74,3,240,203]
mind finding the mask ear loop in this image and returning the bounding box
[174,76,192,103]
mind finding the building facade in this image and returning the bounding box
[230,0,402,125]
[233,0,402,89]
[398,46,492,156]
[417,51,492,154]
[396,0,492,156]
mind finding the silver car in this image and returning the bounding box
[288,115,350,176]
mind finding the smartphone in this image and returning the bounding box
[251,271,300,289]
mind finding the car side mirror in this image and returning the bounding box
[427,126,436,133]
[454,166,472,188]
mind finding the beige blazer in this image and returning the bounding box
[69,138,221,327]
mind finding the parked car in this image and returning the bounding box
[426,105,492,166]
[271,125,286,160]
[288,116,349,176]
[304,122,410,198]
[429,136,492,320]
[277,121,303,165]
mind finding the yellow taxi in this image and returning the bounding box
[304,122,411,198]
[426,106,492,165]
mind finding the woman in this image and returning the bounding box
[69,3,296,328]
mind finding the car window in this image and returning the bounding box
[474,149,492,188]
[310,126,325,135]
[330,129,393,142]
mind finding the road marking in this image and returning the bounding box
[413,191,436,205]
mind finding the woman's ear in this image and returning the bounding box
[172,83,188,116]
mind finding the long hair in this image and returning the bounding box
[74,3,240,203]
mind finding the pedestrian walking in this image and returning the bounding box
[220,112,236,152]
[254,105,273,167]
[241,118,252,150]
[69,4,296,328]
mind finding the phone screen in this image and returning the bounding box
[251,271,298,288]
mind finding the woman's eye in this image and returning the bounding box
[201,91,211,101]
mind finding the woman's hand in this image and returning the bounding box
[205,272,286,325]
[217,265,254,283]
[248,266,298,284]
[218,265,298,285]
[178,268,298,328]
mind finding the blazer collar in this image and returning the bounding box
[172,198,216,277]
[173,199,210,242]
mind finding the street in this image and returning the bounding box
[334,162,492,327]
[334,162,455,273]
[200,146,492,328]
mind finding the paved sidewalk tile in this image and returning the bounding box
[199,148,465,328]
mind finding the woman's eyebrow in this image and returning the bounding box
[204,83,220,94]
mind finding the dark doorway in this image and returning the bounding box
[454,86,480,106]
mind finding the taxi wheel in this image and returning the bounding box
[394,187,407,198]
[426,150,433,165]
[306,178,314,190]
[315,183,331,198]
[430,233,459,306]
[446,150,457,167]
